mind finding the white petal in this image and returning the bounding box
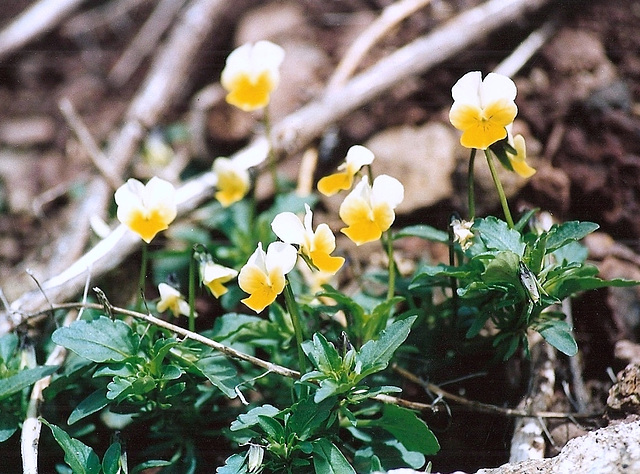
[246,242,267,272]
[303,204,313,233]
[232,139,269,170]
[351,175,371,201]
[371,175,404,209]
[265,242,298,275]
[114,178,144,206]
[143,177,176,213]
[451,71,482,106]
[220,43,252,89]
[479,72,517,107]
[345,145,375,170]
[271,212,306,244]
[251,41,285,80]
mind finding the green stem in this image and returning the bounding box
[283,280,307,374]
[136,243,149,311]
[447,215,459,324]
[188,248,196,332]
[385,230,396,300]
[467,148,477,221]
[484,149,514,228]
[263,106,279,194]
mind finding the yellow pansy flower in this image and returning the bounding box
[156,283,191,318]
[221,40,285,112]
[506,127,536,178]
[115,177,177,243]
[213,157,251,207]
[339,175,404,246]
[201,259,238,298]
[317,145,375,196]
[449,71,518,150]
[238,242,297,313]
[271,204,344,274]
[451,218,474,250]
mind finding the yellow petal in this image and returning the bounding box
[238,264,284,313]
[341,220,382,246]
[372,203,396,234]
[449,103,483,133]
[215,168,250,207]
[309,250,344,274]
[511,159,536,178]
[124,208,171,243]
[317,171,353,196]
[225,71,275,112]
[459,120,508,150]
[484,99,518,128]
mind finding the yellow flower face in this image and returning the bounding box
[449,71,518,150]
[221,41,285,112]
[271,204,344,274]
[339,175,404,246]
[115,177,177,243]
[238,242,297,313]
[317,145,375,196]
[213,157,250,207]
[201,260,238,298]
[507,133,536,178]
[156,283,191,317]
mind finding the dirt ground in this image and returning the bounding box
[1,0,640,472]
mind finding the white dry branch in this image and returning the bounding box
[0,0,554,334]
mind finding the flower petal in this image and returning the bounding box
[317,171,353,196]
[265,242,298,275]
[371,175,404,209]
[480,72,517,107]
[271,211,306,244]
[451,71,482,105]
[344,145,375,172]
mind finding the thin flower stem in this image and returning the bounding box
[283,279,307,374]
[484,149,514,228]
[188,248,196,332]
[136,242,149,311]
[467,148,477,221]
[385,230,396,300]
[447,215,458,323]
[262,106,279,194]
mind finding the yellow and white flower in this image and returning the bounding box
[271,204,344,274]
[449,71,518,150]
[114,177,177,243]
[156,283,191,318]
[238,242,297,313]
[505,126,536,178]
[339,175,404,246]
[213,157,251,207]
[221,40,285,112]
[201,260,238,298]
[317,145,375,196]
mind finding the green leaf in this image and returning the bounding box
[287,396,335,441]
[536,320,578,356]
[371,404,440,455]
[546,221,599,252]
[0,413,19,442]
[216,454,247,474]
[0,333,18,363]
[394,225,448,243]
[312,438,356,474]
[102,442,122,474]
[357,316,416,379]
[302,333,342,375]
[257,415,285,440]
[68,389,110,425]
[230,404,280,431]
[192,353,240,399]
[474,217,525,255]
[481,251,521,286]
[0,365,58,400]
[51,316,137,363]
[130,459,173,474]
[42,420,101,474]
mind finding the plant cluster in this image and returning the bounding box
[1,42,635,473]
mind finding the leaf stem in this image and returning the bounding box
[484,149,514,228]
[283,279,307,374]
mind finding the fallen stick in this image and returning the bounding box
[1,0,554,334]
[0,0,87,62]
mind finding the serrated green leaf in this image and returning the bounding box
[394,225,448,243]
[42,420,101,474]
[481,251,521,286]
[230,404,280,431]
[0,365,58,400]
[312,438,356,474]
[357,316,416,379]
[257,415,284,440]
[371,404,440,455]
[192,353,240,399]
[286,396,335,441]
[302,333,342,375]
[68,389,109,425]
[546,221,599,252]
[474,217,525,255]
[51,316,137,363]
